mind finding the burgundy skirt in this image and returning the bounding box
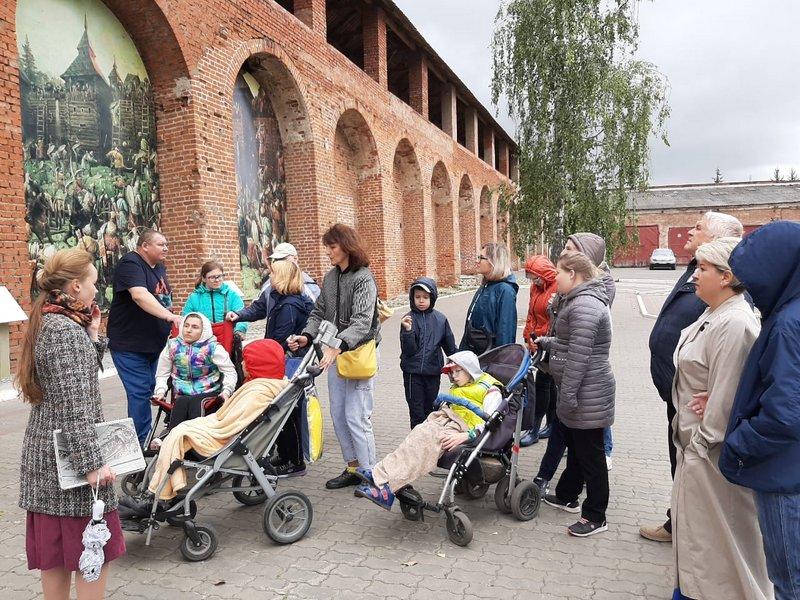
[26,510,126,572]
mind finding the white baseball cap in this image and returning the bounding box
[269,242,298,260]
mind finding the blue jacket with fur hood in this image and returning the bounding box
[400,277,457,376]
[720,221,800,493]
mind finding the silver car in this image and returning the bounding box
[649,248,676,270]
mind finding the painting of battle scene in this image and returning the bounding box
[17,0,159,307]
[233,69,288,299]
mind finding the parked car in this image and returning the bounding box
[649,248,677,270]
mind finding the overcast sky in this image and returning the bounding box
[396,0,800,186]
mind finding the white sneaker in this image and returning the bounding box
[606,455,613,470]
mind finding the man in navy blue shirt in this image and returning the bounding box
[639,211,743,543]
[108,229,181,444]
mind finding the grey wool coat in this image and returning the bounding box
[19,314,117,516]
[538,278,615,429]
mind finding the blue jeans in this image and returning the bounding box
[756,490,800,599]
[327,364,376,468]
[111,350,159,444]
[603,426,613,457]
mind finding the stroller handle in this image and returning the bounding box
[434,393,490,421]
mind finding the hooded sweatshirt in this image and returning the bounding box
[459,273,519,351]
[400,277,457,375]
[154,312,238,397]
[719,221,800,493]
[523,255,558,346]
[537,278,615,429]
[444,351,503,430]
[264,288,315,352]
[183,282,247,335]
[567,233,616,307]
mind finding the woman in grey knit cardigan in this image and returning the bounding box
[17,248,125,598]
[289,224,381,490]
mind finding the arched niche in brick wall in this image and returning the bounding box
[479,185,495,245]
[232,53,313,298]
[392,139,425,291]
[431,161,457,286]
[331,108,385,289]
[458,174,477,275]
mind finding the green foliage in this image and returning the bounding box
[491,0,669,260]
[714,167,723,184]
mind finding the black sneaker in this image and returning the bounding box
[325,469,361,489]
[544,493,580,513]
[567,518,608,537]
[274,461,307,477]
[533,477,550,496]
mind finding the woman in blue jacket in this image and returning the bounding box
[460,242,518,353]
[183,261,247,339]
[230,259,314,476]
[719,221,800,598]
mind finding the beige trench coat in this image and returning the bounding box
[670,294,772,600]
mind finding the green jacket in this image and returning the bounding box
[182,283,247,334]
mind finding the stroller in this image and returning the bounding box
[118,321,339,562]
[395,343,542,546]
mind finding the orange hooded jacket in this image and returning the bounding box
[523,255,558,351]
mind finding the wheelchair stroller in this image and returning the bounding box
[117,322,338,562]
[394,343,542,546]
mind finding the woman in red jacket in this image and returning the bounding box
[521,255,558,447]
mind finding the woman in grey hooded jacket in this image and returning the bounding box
[536,251,615,537]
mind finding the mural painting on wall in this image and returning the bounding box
[16,0,159,307]
[233,70,288,299]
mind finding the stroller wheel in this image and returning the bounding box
[398,488,424,522]
[510,480,541,522]
[445,509,473,547]
[263,490,313,544]
[462,480,489,500]
[179,524,218,562]
[121,471,145,498]
[493,475,519,514]
[232,474,268,506]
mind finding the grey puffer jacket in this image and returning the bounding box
[538,278,615,429]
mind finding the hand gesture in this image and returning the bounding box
[440,430,470,452]
[167,313,182,328]
[287,335,308,352]
[688,391,709,418]
[400,315,413,331]
[87,303,101,342]
[319,345,341,370]
[86,463,116,487]
[226,311,240,322]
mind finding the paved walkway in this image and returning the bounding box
[0,268,678,599]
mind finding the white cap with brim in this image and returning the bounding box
[269,242,298,259]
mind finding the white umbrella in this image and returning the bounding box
[78,483,111,583]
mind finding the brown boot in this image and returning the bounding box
[639,523,672,542]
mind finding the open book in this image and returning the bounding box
[53,418,146,490]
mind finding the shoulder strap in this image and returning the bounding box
[466,285,485,321]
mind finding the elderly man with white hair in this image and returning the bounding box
[639,211,744,543]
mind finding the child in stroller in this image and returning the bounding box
[355,345,540,546]
[355,350,500,505]
[148,312,237,449]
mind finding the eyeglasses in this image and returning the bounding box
[206,274,224,281]
[477,255,489,262]
[270,257,287,264]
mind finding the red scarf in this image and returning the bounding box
[41,290,93,327]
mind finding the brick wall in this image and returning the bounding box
[1,0,514,368]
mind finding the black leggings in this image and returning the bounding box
[275,402,304,465]
[168,391,220,430]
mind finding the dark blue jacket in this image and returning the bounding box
[648,261,707,402]
[400,278,457,376]
[237,287,314,349]
[719,221,800,493]
[459,274,519,351]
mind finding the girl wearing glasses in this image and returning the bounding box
[182,261,247,340]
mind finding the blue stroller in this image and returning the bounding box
[396,343,542,546]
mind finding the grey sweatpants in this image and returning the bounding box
[372,408,469,492]
[327,364,377,468]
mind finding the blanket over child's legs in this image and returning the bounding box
[372,407,468,492]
